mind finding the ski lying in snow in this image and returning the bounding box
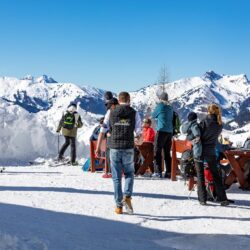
[0,167,5,173]
[48,158,70,167]
[29,161,46,165]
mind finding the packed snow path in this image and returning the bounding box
[0,165,250,250]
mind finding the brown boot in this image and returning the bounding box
[115,207,123,214]
[122,196,133,214]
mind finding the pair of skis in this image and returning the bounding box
[48,158,71,167]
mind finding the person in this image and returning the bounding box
[56,101,83,165]
[197,103,230,206]
[96,92,141,214]
[243,136,250,149]
[151,92,173,178]
[135,118,155,176]
[104,91,113,110]
[103,97,119,177]
[181,112,202,162]
[89,117,104,141]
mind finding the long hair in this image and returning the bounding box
[207,104,222,125]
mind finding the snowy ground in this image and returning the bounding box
[0,165,250,250]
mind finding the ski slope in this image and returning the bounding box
[0,165,249,250]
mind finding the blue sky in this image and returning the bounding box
[0,0,249,92]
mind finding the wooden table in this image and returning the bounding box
[224,149,250,189]
[171,139,192,181]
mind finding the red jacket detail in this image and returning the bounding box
[143,127,155,143]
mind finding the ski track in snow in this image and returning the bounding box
[0,165,250,250]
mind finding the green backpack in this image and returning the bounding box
[173,111,181,135]
[63,112,75,130]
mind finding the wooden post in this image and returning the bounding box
[171,139,177,181]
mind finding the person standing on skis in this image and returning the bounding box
[56,101,83,165]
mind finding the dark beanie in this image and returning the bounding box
[109,97,118,105]
[68,101,77,108]
[104,91,113,102]
[188,112,197,122]
[106,97,118,110]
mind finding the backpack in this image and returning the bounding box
[62,112,76,130]
[180,149,196,178]
[204,166,216,201]
[173,111,181,135]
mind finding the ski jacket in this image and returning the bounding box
[143,127,155,143]
[200,114,222,156]
[57,111,83,138]
[151,102,173,133]
[182,120,201,141]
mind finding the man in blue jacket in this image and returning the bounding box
[151,92,173,178]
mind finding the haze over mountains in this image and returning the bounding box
[0,71,249,163]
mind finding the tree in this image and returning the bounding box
[158,65,170,92]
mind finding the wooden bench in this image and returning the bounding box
[89,140,109,173]
[171,139,192,180]
[224,149,250,189]
[171,139,194,190]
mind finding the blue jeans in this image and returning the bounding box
[110,148,135,207]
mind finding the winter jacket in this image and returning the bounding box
[143,127,155,143]
[57,111,83,138]
[200,114,222,156]
[151,102,173,133]
[182,119,202,159]
[182,120,201,141]
[109,105,136,149]
[243,138,250,149]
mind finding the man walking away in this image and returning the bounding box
[96,92,141,214]
[56,101,83,165]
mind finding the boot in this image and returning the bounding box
[122,196,133,214]
[115,207,123,214]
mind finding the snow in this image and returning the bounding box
[0,165,250,249]
[1,71,250,165]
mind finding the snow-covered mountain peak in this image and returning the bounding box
[21,75,34,81]
[202,70,222,81]
[35,75,57,83]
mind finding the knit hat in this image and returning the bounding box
[159,92,168,101]
[105,97,118,109]
[104,91,113,102]
[109,97,118,105]
[68,101,77,108]
[187,112,197,122]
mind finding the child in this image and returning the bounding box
[135,118,155,176]
[89,117,104,141]
[181,112,202,162]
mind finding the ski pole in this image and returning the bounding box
[58,133,60,155]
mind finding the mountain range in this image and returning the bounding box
[0,71,249,163]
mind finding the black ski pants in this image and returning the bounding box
[59,136,76,163]
[154,131,173,174]
[195,154,227,203]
